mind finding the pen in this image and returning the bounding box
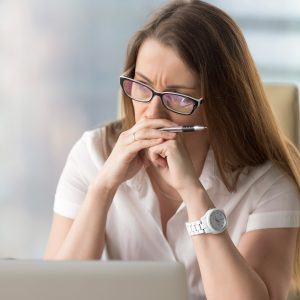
[159,125,207,132]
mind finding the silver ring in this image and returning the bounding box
[132,132,136,142]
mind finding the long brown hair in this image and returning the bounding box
[104,0,300,290]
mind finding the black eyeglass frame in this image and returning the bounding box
[120,75,204,115]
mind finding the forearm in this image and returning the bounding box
[191,231,269,300]
[52,183,116,260]
[183,187,269,300]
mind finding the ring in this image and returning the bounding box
[132,132,137,142]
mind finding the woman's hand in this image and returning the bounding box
[144,134,201,194]
[94,118,177,190]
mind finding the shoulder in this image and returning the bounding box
[221,160,300,237]
[53,121,122,219]
[69,127,104,169]
[231,160,300,216]
[243,161,300,229]
[238,160,298,195]
[70,120,122,168]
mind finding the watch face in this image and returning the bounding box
[208,209,227,233]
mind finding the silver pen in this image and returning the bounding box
[159,125,207,132]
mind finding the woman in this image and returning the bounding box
[44,1,300,299]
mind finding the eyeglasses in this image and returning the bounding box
[120,75,204,115]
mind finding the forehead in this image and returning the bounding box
[135,38,198,84]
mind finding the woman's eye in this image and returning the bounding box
[181,97,188,103]
[178,97,192,106]
[140,85,149,92]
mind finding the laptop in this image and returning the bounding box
[0,260,189,300]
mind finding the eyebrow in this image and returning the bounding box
[135,71,196,90]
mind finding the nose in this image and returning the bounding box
[144,95,167,119]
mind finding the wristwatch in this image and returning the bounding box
[185,208,227,236]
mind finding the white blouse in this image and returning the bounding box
[54,127,300,300]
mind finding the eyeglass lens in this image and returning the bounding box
[122,79,195,114]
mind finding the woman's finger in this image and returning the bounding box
[145,141,169,168]
[127,137,165,155]
[132,118,178,133]
[132,128,176,142]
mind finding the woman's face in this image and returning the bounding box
[133,38,205,126]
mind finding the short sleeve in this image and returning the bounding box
[246,172,300,232]
[53,129,104,219]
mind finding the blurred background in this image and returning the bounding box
[0,0,299,258]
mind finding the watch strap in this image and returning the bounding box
[185,220,205,236]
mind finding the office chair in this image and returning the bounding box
[264,83,300,300]
[264,83,299,149]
